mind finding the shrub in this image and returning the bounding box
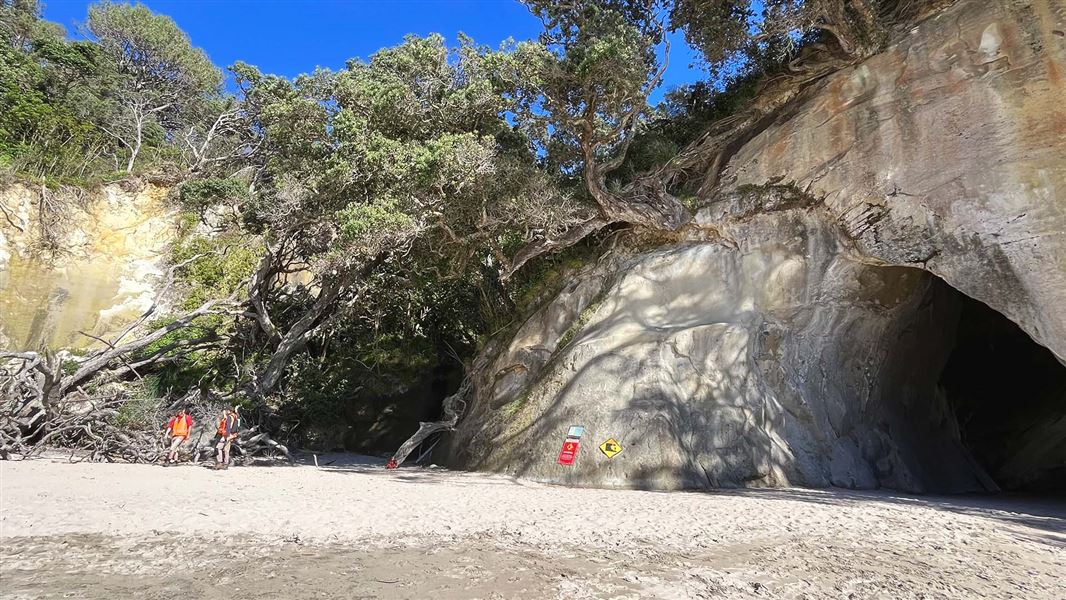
[178,177,248,213]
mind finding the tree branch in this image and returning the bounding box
[502,216,609,281]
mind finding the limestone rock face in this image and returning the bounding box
[723,0,1066,362]
[0,181,176,350]
[447,0,1066,492]
[452,208,991,492]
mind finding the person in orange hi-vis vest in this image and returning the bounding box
[214,406,241,470]
[164,407,193,466]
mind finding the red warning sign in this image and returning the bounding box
[557,439,580,465]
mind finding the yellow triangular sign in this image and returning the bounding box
[599,438,622,458]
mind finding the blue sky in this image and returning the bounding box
[41,0,704,103]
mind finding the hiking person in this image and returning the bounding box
[214,406,240,469]
[164,407,193,466]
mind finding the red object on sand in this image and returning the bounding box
[385,458,398,469]
[557,439,580,465]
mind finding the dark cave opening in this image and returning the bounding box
[339,361,463,456]
[937,286,1066,492]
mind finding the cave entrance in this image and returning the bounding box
[935,280,1066,492]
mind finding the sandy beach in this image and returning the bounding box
[1,456,1064,599]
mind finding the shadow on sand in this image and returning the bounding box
[295,451,1066,547]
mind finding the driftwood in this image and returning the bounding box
[0,238,304,465]
[387,352,488,468]
[0,383,293,465]
[1,392,163,462]
[188,426,294,465]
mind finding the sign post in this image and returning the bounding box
[599,438,622,458]
[557,426,585,466]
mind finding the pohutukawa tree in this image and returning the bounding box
[232,34,585,397]
[491,0,687,280]
[387,0,926,464]
[86,1,221,171]
[496,0,914,277]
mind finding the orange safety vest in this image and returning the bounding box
[217,414,237,436]
[169,414,191,438]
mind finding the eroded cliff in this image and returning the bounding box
[0,181,176,351]
[447,0,1066,493]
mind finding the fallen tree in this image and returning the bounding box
[0,385,293,464]
[0,254,289,464]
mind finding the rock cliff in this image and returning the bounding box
[447,0,1066,492]
[0,181,176,351]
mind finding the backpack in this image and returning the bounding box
[218,412,241,437]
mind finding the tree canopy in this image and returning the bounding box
[671,0,892,72]
[87,1,222,171]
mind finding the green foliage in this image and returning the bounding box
[669,0,756,75]
[516,1,664,172]
[275,268,482,442]
[131,314,229,394]
[0,0,231,180]
[0,3,116,180]
[236,31,585,301]
[671,0,890,73]
[87,1,223,171]
[85,1,221,101]
[500,392,530,420]
[111,383,160,431]
[508,236,605,315]
[556,290,607,350]
[139,314,219,356]
[613,71,768,185]
[143,228,257,394]
[337,197,414,248]
[60,359,80,376]
[171,233,259,309]
[178,177,247,213]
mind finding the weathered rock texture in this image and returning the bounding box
[0,181,176,350]
[725,0,1066,362]
[447,0,1066,492]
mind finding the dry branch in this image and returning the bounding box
[387,352,488,468]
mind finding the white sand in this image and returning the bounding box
[2,457,1064,599]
